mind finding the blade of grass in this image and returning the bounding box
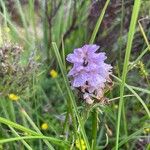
[138,19,150,85]
[109,95,135,102]
[91,109,98,150]
[15,0,29,39]
[9,126,33,150]
[0,136,69,148]
[114,81,150,94]
[89,0,110,148]
[129,47,149,70]
[129,18,150,70]
[28,0,37,40]
[0,11,31,46]
[89,0,110,44]
[0,116,39,135]
[115,1,141,149]
[20,96,58,135]
[113,125,150,149]
[52,42,90,150]
[52,42,78,138]
[0,0,7,25]
[7,101,16,122]
[129,85,150,94]
[119,2,129,147]
[20,108,55,150]
[0,98,33,150]
[61,37,66,69]
[138,18,150,51]
[118,0,125,70]
[112,75,150,117]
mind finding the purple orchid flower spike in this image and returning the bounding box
[66,44,112,104]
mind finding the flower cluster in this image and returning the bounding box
[0,41,40,95]
[66,44,112,104]
[0,42,23,77]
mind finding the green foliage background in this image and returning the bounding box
[0,0,150,150]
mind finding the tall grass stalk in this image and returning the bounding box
[0,114,68,148]
[112,75,150,117]
[113,124,150,149]
[128,19,150,69]
[129,84,150,94]
[89,0,110,149]
[0,10,31,46]
[138,19,150,51]
[20,108,55,150]
[118,0,125,66]
[0,99,32,149]
[0,0,7,25]
[129,47,149,70]
[0,136,69,147]
[42,0,51,63]
[119,2,129,147]
[15,0,29,39]
[0,116,39,135]
[9,126,33,150]
[115,1,141,149]
[52,42,91,150]
[28,0,37,41]
[91,109,98,150]
[138,19,150,86]
[89,0,110,44]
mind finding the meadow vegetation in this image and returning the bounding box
[0,0,150,150]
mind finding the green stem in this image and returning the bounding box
[15,0,29,40]
[0,116,39,135]
[89,1,110,149]
[89,0,110,44]
[112,75,150,118]
[113,125,150,149]
[115,1,141,149]
[20,108,55,150]
[92,109,98,150]
[122,103,128,149]
[9,126,33,150]
[63,110,69,135]
[52,42,90,149]
[118,0,125,70]
[0,136,69,147]
[129,47,149,70]
[8,101,16,122]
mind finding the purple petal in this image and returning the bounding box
[72,73,88,87]
[66,53,82,63]
[88,73,106,87]
[66,44,112,94]
[82,44,100,54]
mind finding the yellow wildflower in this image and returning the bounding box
[50,69,58,78]
[4,27,10,33]
[8,94,20,101]
[114,105,118,109]
[41,123,48,130]
[75,139,86,150]
[144,128,150,134]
